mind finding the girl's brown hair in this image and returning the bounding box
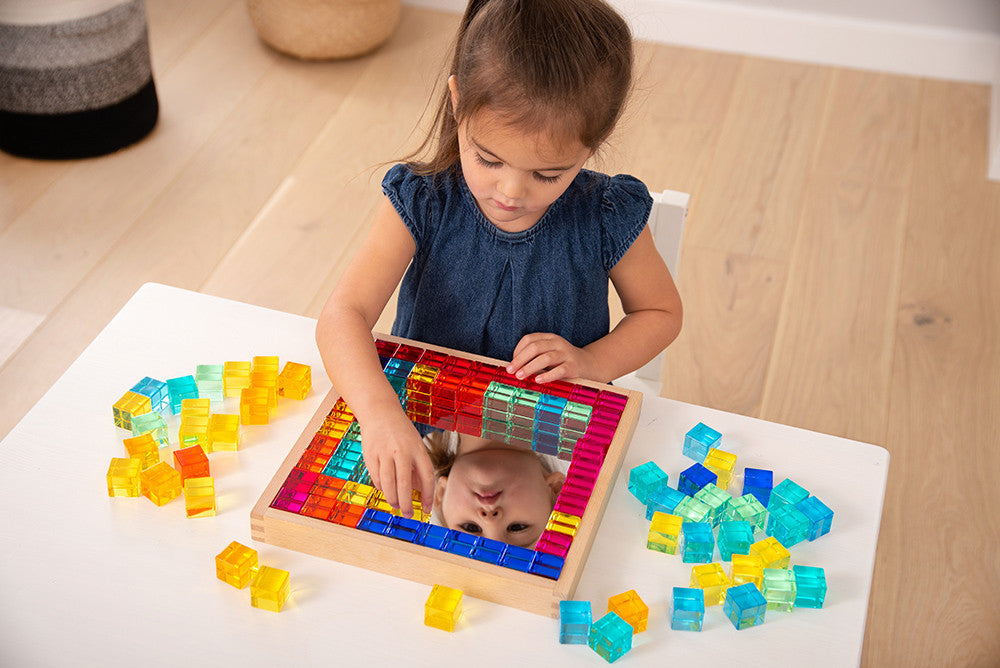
[406,0,634,175]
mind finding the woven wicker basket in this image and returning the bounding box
[247,0,401,60]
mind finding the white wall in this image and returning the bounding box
[406,0,1000,179]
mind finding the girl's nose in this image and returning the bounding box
[497,172,524,200]
[477,506,500,518]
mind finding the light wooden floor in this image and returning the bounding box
[2,2,998,664]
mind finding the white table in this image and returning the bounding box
[0,283,889,667]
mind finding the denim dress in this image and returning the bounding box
[383,163,652,362]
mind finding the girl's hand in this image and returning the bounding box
[360,413,436,519]
[507,332,597,383]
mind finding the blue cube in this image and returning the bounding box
[679,521,715,563]
[742,467,774,506]
[671,587,705,631]
[684,422,721,460]
[589,612,633,663]
[679,462,717,496]
[645,485,687,520]
[792,565,827,608]
[795,495,834,540]
[768,478,810,511]
[498,544,535,573]
[717,520,755,561]
[165,375,199,415]
[131,376,169,414]
[627,461,669,505]
[724,582,768,629]
[766,503,811,547]
[559,600,592,644]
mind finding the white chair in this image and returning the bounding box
[613,188,688,396]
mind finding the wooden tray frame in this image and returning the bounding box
[250,333,642,618]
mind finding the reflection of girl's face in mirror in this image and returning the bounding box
[432,435,565,549]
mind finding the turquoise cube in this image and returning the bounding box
[131,376,169,414]
[165,375,199,415]
[795,495,834,540]
[679,521,715,563]
[717,520,755,561]
[627,461,669,506]
[671,587,705,631]
[724,582,767,629]
[768,478,810,511]
[645,485,686,520]
[793,565,827,608]
[559,600,592,644]
[766,503,811,547]
[684,422,720,460]
[589,612,633,663]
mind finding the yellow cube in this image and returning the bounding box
[140,461,182,506]
[123,432,159,470]
[250,565,290,612]
[608,589,649,633]
[208,413,240,452]
[250,356,279,409]
[240,387,271,425]
[704,447,737,490]
[545,511,581,537]
[216,541,258,589]
[278,361,312,400]
[690,563,732,606]
[184,476,216,518]
[107,457,142,497]
[223,361,251,398]
[750,536,791,569]
[647,512,683,554]
[425,584,462,631]
[730,553,765,588]
[113,390,151,430]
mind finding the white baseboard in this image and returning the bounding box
[404,0,1000,180]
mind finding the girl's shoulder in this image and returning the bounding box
[570,169,652,214]
[567,170,653,270]
[382,163,463,243]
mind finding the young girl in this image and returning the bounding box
[316,0,682,519]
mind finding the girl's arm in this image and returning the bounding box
[315,196,436,518]
[508,225,682,383]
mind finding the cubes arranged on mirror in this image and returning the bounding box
[107,457,142,497]
[647,512,683,554]
[223,361,251,398]
[589,611,633,663]
[679,521,715,563]
[607,589,648,633]
[703,447,737,490]
[140,461,182,506]
[627,461,669,505]
[724,582,767,630]
[278,361,312,400]
[795,495,834,540]
[690,562,732,606]
[750,536,791,569]
[671,587,705,631]
[717,520,755,561]
[684,422,720,461]
[768,478,810,511]
[166,375,199,415]
[742,467,774,506]
[762,567,797,611]
[679,462,717,496]
[113,390,151,430]
[793,565,827,608]
[425,584,463,632]
[559,600,592,644]
[250,565,290,612]
[216,541,259,589]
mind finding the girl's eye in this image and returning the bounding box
[533,172,561,184]
[474,153,501,168]
[507,523,529,533]
[459,523,482,534]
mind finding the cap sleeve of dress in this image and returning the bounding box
[600,174,653,271]
[382,163,432,247]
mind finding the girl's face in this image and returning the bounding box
[450,78,592,233]
[434,445,564,548]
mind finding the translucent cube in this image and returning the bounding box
[724,582,767,629]
[123,432,159,470]
[166,375,199,415]
[679,521,715,563]
[684,422,720,461]
[607,589,648,633]
[559,600,592,644]
[769,478,810,511]
[703,447,737,490]
[250,565,290,612]
[690,562,732,606]
[278,361,312,400]
[693,482,731,526]
[718,520,755,561]
[195,364,225,402]
[742,467,774,506]
[730,553,765,588]
[750,536,791,569]
[793,565,827,608]
[647,512,683,554]
[589,612,632,663]
[627,461,669,505]
[216,541,258,588]
[139,461,181,506]
[173,444,210,482]
[766,503,811,547]
[208,413,241,452]
[425,584,462,631]
[107,457,141,497]
[671,587,705,631]
[223,361,251,398]
[646,484,687,519]
[183,476,216,518]
[678,462,717,496]
[795,495,834,540]
[112,391,151,430]
[131,411,168,447]
[724,493,768,531]
[762,567,797,611]
[674,495,712,523]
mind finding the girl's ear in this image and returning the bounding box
[545,470,566,500]
[447,75,460,117]
[434,475,449,510]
